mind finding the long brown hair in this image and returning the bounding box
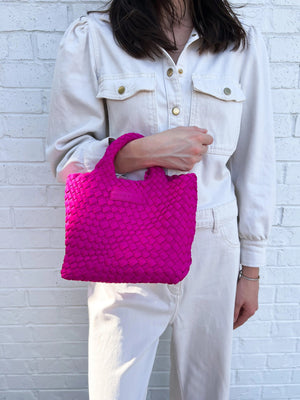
[87,0,248,59]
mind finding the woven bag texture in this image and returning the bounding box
[61,132,198,283]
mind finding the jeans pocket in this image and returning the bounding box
[219,217,240,248]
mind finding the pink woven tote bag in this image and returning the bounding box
[61,132,198,284]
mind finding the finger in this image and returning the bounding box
[189,126,208,133]
[233,308,250,329]
[200,144,209,155]
[234,314,249,329]
[200,135,213,146]
[188,127,214,145]
[194,144,210,159]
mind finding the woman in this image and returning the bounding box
[46,0,276,399]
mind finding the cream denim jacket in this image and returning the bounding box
[46,12,276,268]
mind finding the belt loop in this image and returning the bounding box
[212,207,218,233]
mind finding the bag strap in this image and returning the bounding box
[94,132,167,183]
[104,132,144,162]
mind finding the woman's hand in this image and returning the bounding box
[114,126,213,174]
[146,126,214,171]
[233,266,259,329]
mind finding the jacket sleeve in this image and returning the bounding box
[227,25,276,268]
[46,15,111,183]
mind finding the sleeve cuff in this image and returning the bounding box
[240,238,268,268]
[55,137,111,183]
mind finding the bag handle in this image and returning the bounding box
[94,132,167,183]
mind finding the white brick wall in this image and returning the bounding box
[0,1,299,399]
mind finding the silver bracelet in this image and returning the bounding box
[238,270,260,281]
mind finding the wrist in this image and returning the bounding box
[239,270,260,282]
[241,265,260,279]
[114,137,153,174]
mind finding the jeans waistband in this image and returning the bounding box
[195,199,238,229]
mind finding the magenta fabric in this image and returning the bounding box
[61,132,198,284]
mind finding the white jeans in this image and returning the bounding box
[87,200,240,400]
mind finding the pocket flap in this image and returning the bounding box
[192,75,246,102]
[97,74,156,100]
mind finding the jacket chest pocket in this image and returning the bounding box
[189,75,246,156]
[96,73,158,136]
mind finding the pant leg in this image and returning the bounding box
[169,201,240,400]
[87,280,178,400]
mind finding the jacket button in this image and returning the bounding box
[224,87,231,96]
[167,68,174,77]
[178,68,183,74]
[118,86,125,95]
[172,107,180,116]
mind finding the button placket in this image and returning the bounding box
[169,84,183,126]
[163,58,184,128]
[172,106,180,116]
[167,67,174,77]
